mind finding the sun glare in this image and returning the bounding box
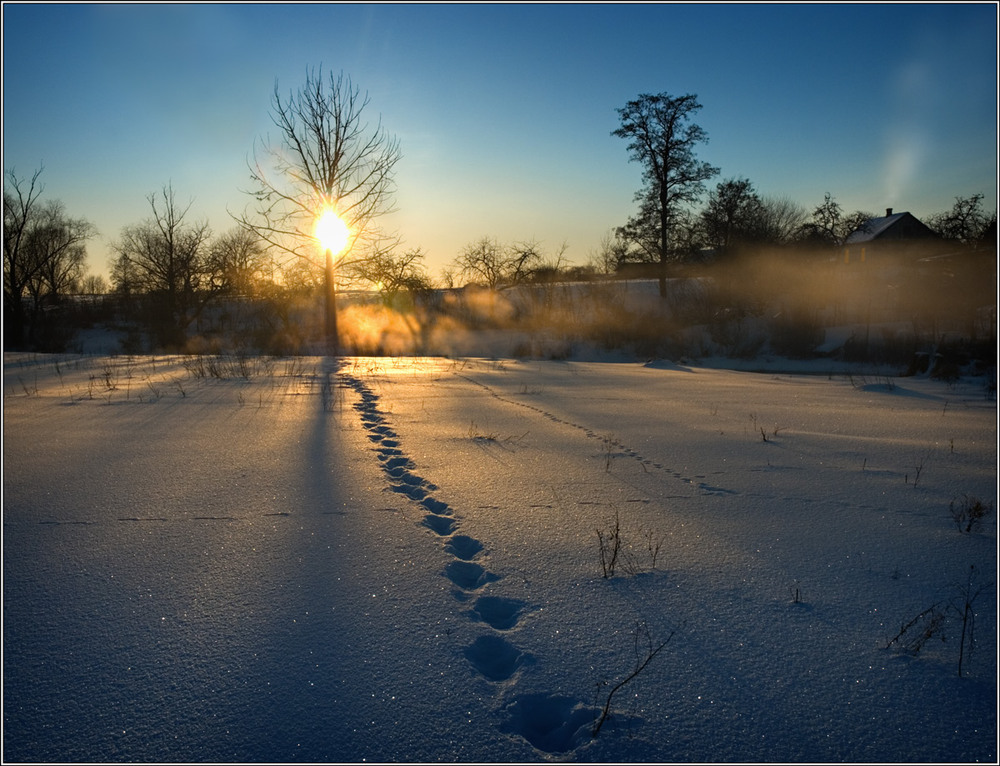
[315,209,350,254]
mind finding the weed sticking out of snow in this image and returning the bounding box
[885,565,992,678]
[592,620,674,738]
[596,507,666,578]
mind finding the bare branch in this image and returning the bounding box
[236,66,401,272]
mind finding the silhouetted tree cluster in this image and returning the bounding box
[794,192,874,247]
[597,180,882,276]
[206,227,269,296]
[110,184,220,348]
[4,167,96,349]
[606,90,964,274]
[105,184,342,353]
[926,194,997,248]
[349,245,432,308]
[451,237,569,289]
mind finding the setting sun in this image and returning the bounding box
[315,208,350,254]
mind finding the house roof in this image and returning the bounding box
[844,212,909,244]
[845,210,938,245]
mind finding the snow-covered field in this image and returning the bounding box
[3,351,996,763]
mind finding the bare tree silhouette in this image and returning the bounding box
[4,166,95,348]
[613,93,718,297]
[110,184,212,348]
[235,67,401,354]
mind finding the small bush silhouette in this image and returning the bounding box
[949,494,991,533]
[885,566,991,677]
[596,509,622,578]
[596,508,665,578]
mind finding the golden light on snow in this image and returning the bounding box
[314,208,350,254]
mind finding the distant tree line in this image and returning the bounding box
[598,90,996,284]
[3,83,996,353]
[447,188,995,291]
[4,167,96,348]
[450,90,994,291]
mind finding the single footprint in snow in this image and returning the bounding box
[445,535,483,560]
[389,483,428,501]
[422,514,457,536]
[698,482,737,495]
[445,560,499,591]
[471,595,525,630]
[420,496,450,515]
[387,468,431,488]
[500,693,594,754]
[385,468,419,484]
[380,455,414,469]
[463,634,527,681]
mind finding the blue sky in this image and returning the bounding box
[3,3,997,280]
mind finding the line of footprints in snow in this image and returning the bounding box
[343,373,749,753]
[340,374,610,755]
[454,373,736,496]
[341,371,739,750]
[340,374,532,684]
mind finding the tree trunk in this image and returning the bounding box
[659,196,669,298]
[4,297,27,348]
[325,249,338,355]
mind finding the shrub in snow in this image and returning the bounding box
[596,510,622,578]
[884,565,991,678]
[596,508,666,578]
[949,494,991,534]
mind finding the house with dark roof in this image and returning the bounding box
[829,208,947,326]
[842,208,938,263]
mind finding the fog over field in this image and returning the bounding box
[3,352,995,762]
